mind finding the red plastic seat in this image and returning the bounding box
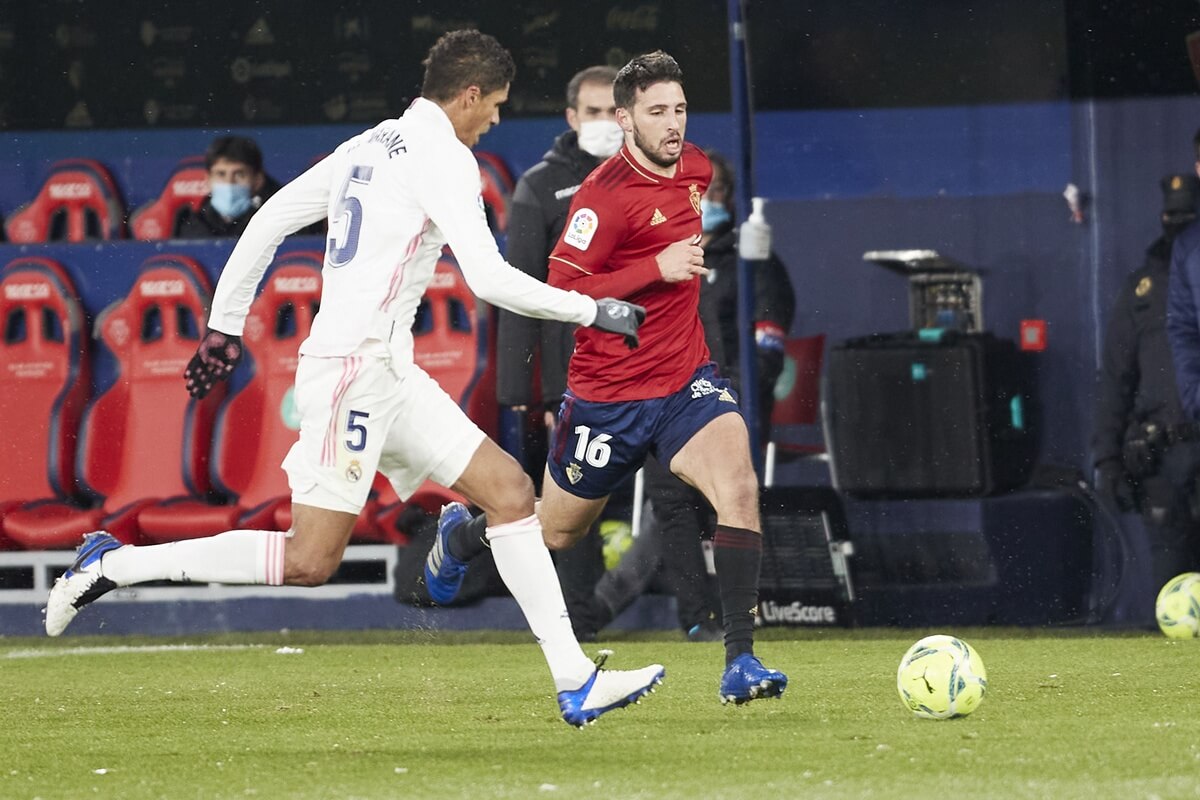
[138,252,324,542]
[476,152,514,234]
[129,156,208,240]
[764,334,829,487]
[3,255,219,548]
[4,159,126,243]
[0,258,90,548]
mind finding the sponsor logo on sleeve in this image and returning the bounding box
[564,208,598,251]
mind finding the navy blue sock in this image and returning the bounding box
[448,512,489,561]
[713,525,762,665]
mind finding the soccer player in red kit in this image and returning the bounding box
[541,51,785,704]
[428,50,785,703]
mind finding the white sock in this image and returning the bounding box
[100,530,286,587]
[486,514,595,692]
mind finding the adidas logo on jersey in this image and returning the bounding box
[650,208,667,226]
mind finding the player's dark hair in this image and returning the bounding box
[205,136,263,173]
[566,65,618,110]
[613,50,684,110]
[422,30,516,103]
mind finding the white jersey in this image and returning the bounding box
[207,97,598,362]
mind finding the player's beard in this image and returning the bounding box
[631,120,681,169]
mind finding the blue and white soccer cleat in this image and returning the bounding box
[45,531,123,637]
[423,502,473,605]
[558,651,666,727]
[719,653,788,705]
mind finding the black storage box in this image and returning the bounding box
[826,331,1037,497]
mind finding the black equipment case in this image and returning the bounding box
[826,331,1037,497]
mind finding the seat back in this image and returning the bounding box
[211,252,323,506]
[78,255,216,508]
[413,254,487,408]
[0,258,90,502]
[771,334,827,428]
[5,159,126,243]
[129,156,208,240]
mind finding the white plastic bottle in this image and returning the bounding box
[738,196,772,261]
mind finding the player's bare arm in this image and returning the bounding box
[656,234,707,283]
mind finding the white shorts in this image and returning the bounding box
[282,342,486,515]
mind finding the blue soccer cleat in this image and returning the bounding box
[45,531,124,637]
[719,653,788,705]
[558,651,665,727]
[423,502,473,605]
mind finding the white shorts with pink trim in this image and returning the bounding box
[281,341,485,515]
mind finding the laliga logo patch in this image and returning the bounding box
[345,459,363,482]
[564,208,598,251]
[566,462,583,485]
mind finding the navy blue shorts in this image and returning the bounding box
[546,362,742,499]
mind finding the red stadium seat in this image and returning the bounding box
[4,159,126,243]
[3,255,219,548]
[763,334,829,487]
[0,258,90,548]
[129,156,208,241]
[476,152,514,234]
[137,252,324,542]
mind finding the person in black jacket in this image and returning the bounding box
[177,136,281,239]
[700,150,797,447]
[1095,172,1200,593]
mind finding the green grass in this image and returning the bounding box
[3,628,1199,799]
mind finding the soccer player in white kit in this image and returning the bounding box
[45,30,664,727]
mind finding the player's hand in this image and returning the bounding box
[184,328,243,399]
[656,235,707,283]
[591,298,647,349]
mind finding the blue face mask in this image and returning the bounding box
[211,182,253,219]
[700,197,731,232]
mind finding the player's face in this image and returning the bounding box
[209,157,263,193]
[621,81,687,169]
[465,84,509,147]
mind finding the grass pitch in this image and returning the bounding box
[2,628,1199,799]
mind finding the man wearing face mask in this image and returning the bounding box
[495,66,624,623]
[177,135,281,239]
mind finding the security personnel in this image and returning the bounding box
[1095,172,1200,591]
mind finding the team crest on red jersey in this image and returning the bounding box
[688,183,701,215]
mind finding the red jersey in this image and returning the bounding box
[548,142,712,402]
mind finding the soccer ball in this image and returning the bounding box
[896,635,988,719]
[1155,572,1200,638]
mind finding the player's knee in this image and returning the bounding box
[542,527,584,551]
[718,470,760,521]
[479,468,536,523]
[286,553,340,587]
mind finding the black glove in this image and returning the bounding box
[591,298,647,349]
[1096,460,1136,513]
[184,328,243,399]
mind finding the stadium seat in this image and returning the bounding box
[0,258,90,548]
[475,152,514,234]
[137,252,324,542]
[3,255,219,548]
[4,159,126,243]
[129,156,208,240]
[763,334,829,487]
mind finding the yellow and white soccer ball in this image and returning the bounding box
[896,634,988,719]
[1155,572,1200,639]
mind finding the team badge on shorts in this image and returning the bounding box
[566,462,584,485]
[346,460,363,482]
[689,183,701,215]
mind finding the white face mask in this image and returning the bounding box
[577,119,624,158]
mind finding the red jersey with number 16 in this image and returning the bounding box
[547,142,712,402]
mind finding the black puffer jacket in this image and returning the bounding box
[496,130,604,408]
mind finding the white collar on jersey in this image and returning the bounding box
[405,97,455,135]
